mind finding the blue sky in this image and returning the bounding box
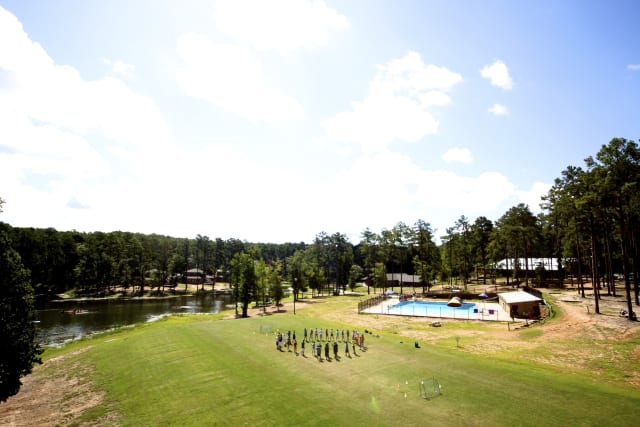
[1,0,638,243]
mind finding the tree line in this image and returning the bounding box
[1,138,638,317]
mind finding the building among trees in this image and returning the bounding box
[385,273,422,287]
[498,291,543,319]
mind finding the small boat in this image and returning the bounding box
[63,309,89,315]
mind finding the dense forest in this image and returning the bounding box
[1,138,639,318]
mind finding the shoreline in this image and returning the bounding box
[49,288,233,303]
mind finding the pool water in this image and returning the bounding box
[388,300,478,319]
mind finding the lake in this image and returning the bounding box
[36,293,232,347]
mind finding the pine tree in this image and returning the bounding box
[0,229,42,401]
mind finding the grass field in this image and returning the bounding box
[30,293,640,427]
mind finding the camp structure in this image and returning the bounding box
[498,291,542,319]
[447,296,462,307]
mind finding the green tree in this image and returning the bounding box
[372,262,387,293]
[195,234,211,291]
[453,216,473,287]
[379,228,398,288]
[359,228,380,294]
[348,264,363,291]
[287,250,306,301]
[495,204,541,286]
[441,217,473,288]
[0,229,42,401]
[255,259,268,311]
[231,252,257,318]
[151,235,174,293]
[471,216,494,284]
[411,219,440,293]
[268,260,284,310]
[585,138,640,318]
[309,232,353,295]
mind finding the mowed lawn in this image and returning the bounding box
[49,310,639,427]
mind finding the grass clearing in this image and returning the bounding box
[41,309,640,425]
[3,292,640,426]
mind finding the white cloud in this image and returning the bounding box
[212,0,348,54]
[67,197,90,209]
[488,103,508,115]
[323,51,462,152]
[627,64,640,71]
[442,148,473,164]
[0,6,553,245]
[0,106,110,179]
[0,8,170,150]
[109,59,135,77]
[305,151,517,241]
[176,33,304,124]
[515,181,552,212]
[0,6,179,232]
[0,6,313,242]
[418,91,452,107]
[480,60,513,89]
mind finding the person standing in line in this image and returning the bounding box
[345,340,350,358]
[301,339,305,357]
[352,339,357,356]
[311,341,316,359]
[324,342,330,361]
[333,340,338,360]
[303,327,308,342]
[317,341,322,361]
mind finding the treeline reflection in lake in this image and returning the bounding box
[36,294,231,347]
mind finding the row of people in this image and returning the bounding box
[302,327,366,345]
[275,328,367,361]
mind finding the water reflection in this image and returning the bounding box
[36,294,231,347]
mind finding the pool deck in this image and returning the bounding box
[361,297,514,322]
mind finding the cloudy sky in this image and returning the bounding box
[1,0,638,243]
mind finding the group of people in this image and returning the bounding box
[274,327,368,361]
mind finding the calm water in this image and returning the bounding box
[388,300,478,319]
[36,294,231,347]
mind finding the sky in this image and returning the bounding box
[0,0,639,244]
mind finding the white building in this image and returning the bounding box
[498,291,543,319]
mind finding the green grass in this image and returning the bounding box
[42,306,640,427]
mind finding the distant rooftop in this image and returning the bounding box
[493,258,560,271]
[498,291,542,304]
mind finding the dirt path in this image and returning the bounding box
[545,291,639,340]
[0,347,116,427]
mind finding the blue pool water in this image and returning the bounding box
[387,300,478,319]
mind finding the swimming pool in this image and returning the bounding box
[387,300,479,319]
